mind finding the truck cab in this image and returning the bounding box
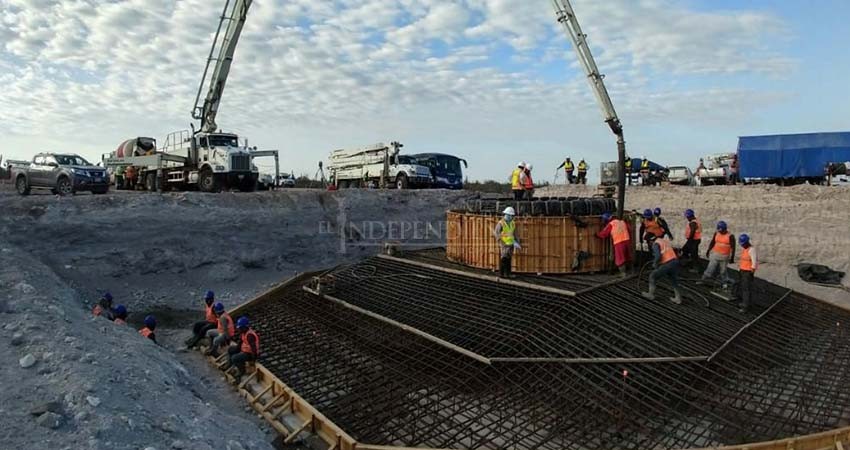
[162,130,258,192]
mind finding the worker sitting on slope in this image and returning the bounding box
[681,209,702,271]
[113,305,128,325]
[596,212,632,278]
[642,234,683,305]
[736,234,758,314]
[493,207,521,278]
[557,157,575,184]
[92,292,114,320]
[226,316,260,383]
[139,315,157,343]
[205,302,235,357]
[522,164,535,200]
[702,220,736,286]
[638,209,665,249]
[510,162,525,200]
[185,290,218,349]
[577,159,588,184]
[652,208,673,240]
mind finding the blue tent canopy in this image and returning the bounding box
[738,132,850,179]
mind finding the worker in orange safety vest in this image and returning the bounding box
[113,305,128,325]
[522,164,534,200]
[226,316,260,383]
[139,315,157,343]
[638,209,665,249]
[92,292,114,320]
[702,220,736,285]
[736,234,758,314]
[186,290,219,349]
[642,234,683,304]
[596,212,632,277]
[204,302,234,357]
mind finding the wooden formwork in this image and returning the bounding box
[446,211,613,274]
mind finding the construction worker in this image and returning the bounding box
[124,165,137,190]
[227,316,260,382]
[139,315,157,343]
[729,155,739,184]
[577,159,588,184]
[186,290,218,349]
[638,209,664,249]
[510,162,525,200]
[703,221,736,285]
[92,292,114,320]
[639,157,650,185]
[624,156,633,186]
[596,212,632,277]
[493,207,521,278]
[557,157,575,184]
[737,234,757,313]
[652,208,673,239]
[642,234,683,304]
[113,305,128,325]
[522,164,534,200]
[205,302,235,357]
[681,209,702,270]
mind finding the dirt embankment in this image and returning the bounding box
[540,184,850,306]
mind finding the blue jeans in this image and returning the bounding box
[651,260,680,288]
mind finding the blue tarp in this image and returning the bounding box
[737,132,850,179]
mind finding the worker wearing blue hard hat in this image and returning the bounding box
[642,233,683,305]
[205,302,234,357]
[736,234,758,314]
[92,291,115,320]
[681,209,702,271]
[597,212,632,278]
[139,315,157,343]
[186,290,219,349]
[638,208,668,249]
[225,316,260,383]
[113,305,128,325]
[702,220,735,286]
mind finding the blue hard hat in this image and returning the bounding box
[601,212,612,223]
[204,290,215,300]
[114,304,127,316]
[684,209,695,218]
[642,209,653,219]
[717,220,728,231]
[144,315,156,329]
[653,207,661,216]
[103,292,113,302]
[739,233,750,245]
[213,302,225,313]
[236,316,250,329]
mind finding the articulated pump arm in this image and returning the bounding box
[552,0,627,217]
[192,0,253,134]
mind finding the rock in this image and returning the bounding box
[160,421,177,433]
[171,441,187,449]
[143,447,158,450]
[63,336,74,343]
[11,333,24,346]
[74,411,88,422]
[30,401,63,416]
[13,282,36,294]
[86,396,101,407]
[36,411,63,429]
[19,353,36,368]
[226,441,245,450]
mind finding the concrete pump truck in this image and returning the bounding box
[104,0,279,192]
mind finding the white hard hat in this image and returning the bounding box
[526,164,533,170]
[503,207,516,215]
[517,161,525,167]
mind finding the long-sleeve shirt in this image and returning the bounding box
[707,232,736,261]
[657,217,673,239]
[686,221,699,241]
[493,221,520,245]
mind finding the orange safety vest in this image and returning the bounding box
[510,168,523,190]
[740,246,755,272]
[656,238,677,264]
[522,170,534,189]
[114,318,126,325]
[610,219,630,245]
[204,304,217,324]
[712,232,732,256]
[644,218,664,237]
[685,218,702,240]
[240,329,260,356]
[218,312,235,337]
[139,327,154,339]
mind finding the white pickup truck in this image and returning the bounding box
[328,142,433,189]
[695,153,735,186]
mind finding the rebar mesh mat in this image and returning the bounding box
[243,279,850,449]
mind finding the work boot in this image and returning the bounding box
[618,265,628,279]
[641,280,656,300]
[670,287,683,305]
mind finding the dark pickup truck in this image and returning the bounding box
[15,153,109,196]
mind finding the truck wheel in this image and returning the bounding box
[199,169,219,193]
[15,176,30,196]
[145,173,158,192]
[56,176,74,196]
[396,174,409,189]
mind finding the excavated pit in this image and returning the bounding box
[234,250,850,449]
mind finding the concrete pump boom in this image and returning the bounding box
[552,0,627,217]
[192,0,253,134]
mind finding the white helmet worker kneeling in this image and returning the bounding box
[493,207,521,278]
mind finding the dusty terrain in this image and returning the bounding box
[1,183,848,449]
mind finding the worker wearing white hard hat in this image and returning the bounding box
[494,206,521,278]
[522,163,535,200]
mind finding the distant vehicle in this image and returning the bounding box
[409,153,467,189]
[15,153,109,196]
[328,141,432,189]
[738,132,850,185]
[667,166,695,186]
[257,173,275,190]
[695,153,734,186]
[600,158,665,186]
[277,173,296,188]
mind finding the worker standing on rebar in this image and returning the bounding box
[226,316,260,383]
[642,234,683,304]
[736,234,757,313]
[638,209,664,249]
[139,315,157,343]
[597,212,632,278]
[681,209,702,271]
[522,164,535,200]
[652,208,673,240]
[186,290,218,349]
[703,221,736,285]
[556,157,575,184]
[205,303,235,357]
[493,207,521,278]
[113,305,128,325]
[92,292,115,320]
[577,159,588,184]
[510,162,525,200]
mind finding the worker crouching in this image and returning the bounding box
[596,212,632,278]
[493,207,521,278]
[642,234,683,305]
[226,316,260,383]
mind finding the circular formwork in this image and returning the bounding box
[447,197,622,274]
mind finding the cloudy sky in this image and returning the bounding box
[1,0,848,182]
